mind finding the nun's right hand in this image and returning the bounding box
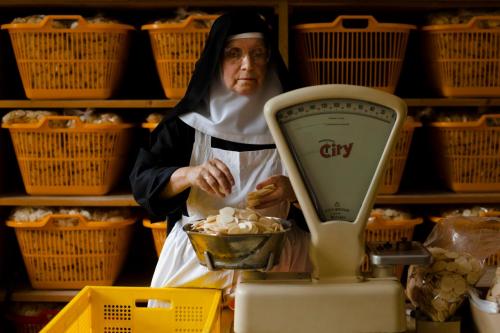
[187,159,235,197]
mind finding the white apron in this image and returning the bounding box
[150,130,311,298]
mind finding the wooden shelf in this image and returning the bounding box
[0,0,494,9]
[289,0,500,8]
[10,289,79,303]
[0,192,500,206]
[0,0,282,8]
[0,193,139,206]
[0,98,499,109]
[376,192,500,205]
[404,98,500,107]
[10,273,151,302]
[0,99,179,109]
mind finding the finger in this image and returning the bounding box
[256,175,280,189]
[207,160,233,194]
[202,173,225,197]
[255,192,281,207]
[253,199,280,209]
[198,179,217,196]
[212,159,235,185]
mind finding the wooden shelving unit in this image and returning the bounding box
[0,193,139,207]
[2,191,500,207]
[0,99,179,109]
[10,272,151,302]
[0,0,499,306]
[1,98,500,109]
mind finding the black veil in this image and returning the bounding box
[154,10,294,132]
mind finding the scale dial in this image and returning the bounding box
[277,99,396,222]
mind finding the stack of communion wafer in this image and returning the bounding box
[191,206,284,235]
[246,184,276,208]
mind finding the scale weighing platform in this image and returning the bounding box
[234,84,430,333]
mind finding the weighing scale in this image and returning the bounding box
[234,84,430,333]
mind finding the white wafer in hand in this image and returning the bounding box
[246,184,276,208]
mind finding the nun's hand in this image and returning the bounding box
[253,175,296,209]
[187,159,235,198]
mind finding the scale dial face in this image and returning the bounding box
[277,98,397,222]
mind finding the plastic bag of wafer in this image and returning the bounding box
[406,217,500,322]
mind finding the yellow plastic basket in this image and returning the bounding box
[293,16,415,93]
[1,15,134,99]
[3,116,133,195]
[378,119,421,194]
[7,214,134,289]
[430,114,500,192]
[430,215,500,266]
[142,219,167,257]
[362,216,423,276]
[141,122,158,132]
[422,16,500,97]
[41,286,221,333]
[142,15,219,99]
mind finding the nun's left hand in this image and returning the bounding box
[253,175,297,209]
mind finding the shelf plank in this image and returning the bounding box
[10,272,151,302]
[0,99,180,109]
[405,98,500,107]
[376,192,500,205]
[0,0,282,8]
[289,0,500,8]
[10,289,79,302]
[0,0,495,8]
[0,193,139,206]
[1,192,500,206]
[0,98,498,109]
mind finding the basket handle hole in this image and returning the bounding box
[137,299,172,308]
[486,118,500,127]
[192,19,212,27]
[51,19,80,28]
[47,119,75,128]
[341,19,369,29]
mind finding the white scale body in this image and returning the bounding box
[234,84,417,333]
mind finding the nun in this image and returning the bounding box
[130,10,311,302]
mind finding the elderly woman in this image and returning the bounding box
[130,11,310,298]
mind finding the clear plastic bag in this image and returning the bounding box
[406,217,500,321]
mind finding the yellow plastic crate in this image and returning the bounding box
[430,114,500,192]
[142,219,167,257]
[41,286,221,333]
[141,122,158,132]
[142,15,219,99]
[2,15,133,100]
[7,214,134,289]
[293,15,415,93]
[423,16,500,97]
[3,116,133,195]
[378,119,421,194]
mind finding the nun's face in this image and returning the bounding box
[222,38,269,95]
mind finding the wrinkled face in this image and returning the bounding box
[221,37,269,95]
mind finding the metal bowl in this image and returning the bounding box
[183,219,292,271]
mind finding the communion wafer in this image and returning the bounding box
[192,207,284,235]
[246,184,276,208]
[407,246,483,322]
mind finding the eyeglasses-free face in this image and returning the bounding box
[221,38,269,95]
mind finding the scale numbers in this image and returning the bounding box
[277,99,396,124]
